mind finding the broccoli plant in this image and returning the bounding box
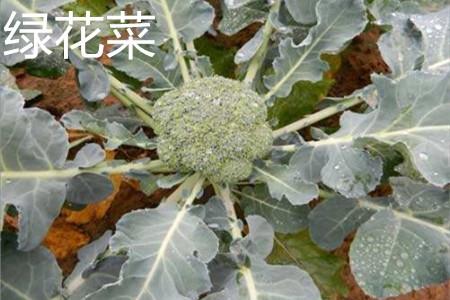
[1,0,449,299]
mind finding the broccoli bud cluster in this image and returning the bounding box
[153,76,273,183]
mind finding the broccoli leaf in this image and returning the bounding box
[219,0,267,36]
[291,71,450,198]
[86,203,219,299]
[268,230,349,300]
[61,110,156,150]
[377,14,424,78]
[117,0,214,43]
[0,87,69,250]
[69,53,110,102]
[264,0,367,98]
[350,178,450,297]
[64,231,124,299]
[0,0,67,66]
[411,6,450,73]
[206,215,322,300]
[308,196,380,250]
[1,243,63,299]
[285,0,318,25]
[111,46,182,92]
[237,185,310,233]
[255,164,319,205]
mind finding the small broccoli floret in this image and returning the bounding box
[153,76,273,183]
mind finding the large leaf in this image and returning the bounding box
[268,230,348,300]
[86,202,219,299]
[411,7,450,73]
[264,0,367,98]
[0,87,69,250]
[291,71,450,197]
[237,185,310,233]
[340,177,450,298]
[206,215,322,300]
[1,243,63,299]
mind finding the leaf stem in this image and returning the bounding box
[272,97,363,138]
[243,0,280,85]
[186,41,200,78]
[1,160,171,180]
[158,0,191,82]
[214,184,242,238]
[165,173,203,204]
[109,76,157,129]
[215,184,258,300]
[69,135,95,149]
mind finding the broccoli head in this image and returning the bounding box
[153,76,273,183]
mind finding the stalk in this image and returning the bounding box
[272,97,363,138]
[243,0,280,85]
[186,41,200,78]
[1,160,170,180]
[158,0,191,82]
[69,135,95,149]
[109,76,154,116]
[215,184,258,300]
[109,80,157,129]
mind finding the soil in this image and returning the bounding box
[6,2,449,299]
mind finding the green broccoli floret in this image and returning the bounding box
[153,76,273,183]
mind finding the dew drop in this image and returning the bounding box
[434,24,443,30]
[418,152,428,160]
[396,260,404,267]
